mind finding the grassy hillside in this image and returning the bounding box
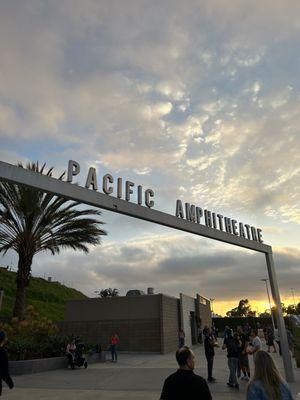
[0,267,87,321]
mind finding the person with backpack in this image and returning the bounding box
[222,329,239,389]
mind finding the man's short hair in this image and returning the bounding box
[176,346,193,366]
[252,328,258,335]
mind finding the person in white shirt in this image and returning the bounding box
[248,329,262,357]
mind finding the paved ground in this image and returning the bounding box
[3,345,300,399]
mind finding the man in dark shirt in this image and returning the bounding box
[160,346,212,400]
[0,330,14,397]
[204,328,217,382]
[222,329,239,389]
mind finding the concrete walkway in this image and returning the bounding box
[3,345,300,399]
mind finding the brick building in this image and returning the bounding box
[59,292,211,353]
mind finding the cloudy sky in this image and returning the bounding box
[0,0,299,315]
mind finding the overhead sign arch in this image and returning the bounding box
[0,160,294,382]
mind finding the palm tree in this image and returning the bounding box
[0,162,106,319]
[98,288,119,298]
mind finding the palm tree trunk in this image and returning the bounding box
[13,255,32,320]
[13,285,27,320]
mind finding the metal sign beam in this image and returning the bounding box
[0,160,294,382]
[0,161,270,253]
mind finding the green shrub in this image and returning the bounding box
[0,306,69,360]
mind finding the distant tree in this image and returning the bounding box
[98,288,119,298]
[259,310,271,318]
[271,302,286,317]
[247,310,256,317]
[285,303,300,315]
[226,299,256,317]
[0,162,106,320]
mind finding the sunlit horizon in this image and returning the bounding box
[214,295,300,317]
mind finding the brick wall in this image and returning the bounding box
[58,318,161,352]
[59,293,208,354]
[196,294,212,328]
[160,294,179,353]
[179,293,196,347]
[65,295,160,321]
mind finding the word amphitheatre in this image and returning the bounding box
[67,160,262,243]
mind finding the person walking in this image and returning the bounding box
[178,329,185,348]
[266,326,277,353]
[224,325,231,340]
[66,339,76,368]
[246,350,293,400]
[0,331,14,397]
[244,323,251,340]
[202,325,209,337]
[222,329,239,389]
[204,327,218,383]
[237,326,250,381]
[110,333,119,362]
[160,346,212,400]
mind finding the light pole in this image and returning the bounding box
[261,278,276,331]
[290,288,296,309]
[210,298,215,315]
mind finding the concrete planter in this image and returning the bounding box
[10,356,68,376]
[9,352,105,376]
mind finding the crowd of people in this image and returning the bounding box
[200,324,259,388]
[0,325,296,399]
[161,324,295,399]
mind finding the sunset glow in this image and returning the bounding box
[214,296,300,317]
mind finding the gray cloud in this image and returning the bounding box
[23,234,298,303]
[0,1,300,310]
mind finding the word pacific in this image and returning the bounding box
[175,200,263,242]
[67,160,155,208]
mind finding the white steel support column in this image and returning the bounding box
[265,252,294,382]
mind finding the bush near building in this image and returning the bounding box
[0,306,69,360]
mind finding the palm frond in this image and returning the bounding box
[0,161,106,260]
